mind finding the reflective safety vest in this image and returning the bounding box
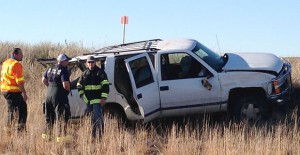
[77,66,109,104]
[0,58,25,92]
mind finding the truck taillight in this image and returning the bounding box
[273,80,281,94]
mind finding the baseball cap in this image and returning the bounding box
[57,54,70,62]
[87,56,95,62]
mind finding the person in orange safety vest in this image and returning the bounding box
[0,48,28,132]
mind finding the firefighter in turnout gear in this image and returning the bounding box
[77,56,109,139]
[42,54,71,141]
[1,48,28,133]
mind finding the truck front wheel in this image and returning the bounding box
[233,94,270,122]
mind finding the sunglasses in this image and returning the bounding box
[87,61,95,63]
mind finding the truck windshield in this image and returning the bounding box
[192,42,225,72]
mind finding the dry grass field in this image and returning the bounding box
[0,42,299,155]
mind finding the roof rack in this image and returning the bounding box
[91,39,162,55]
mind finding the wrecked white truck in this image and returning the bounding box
[38,39,292,123]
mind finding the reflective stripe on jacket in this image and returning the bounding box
[0,58,24,92]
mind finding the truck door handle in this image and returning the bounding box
[137,93,142,99]
[160,86,169,91]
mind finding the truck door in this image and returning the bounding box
[124,53,161,122]
[158,52,223,116]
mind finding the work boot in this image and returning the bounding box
[17,123,26,133]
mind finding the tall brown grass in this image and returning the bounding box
[0,42,300,154]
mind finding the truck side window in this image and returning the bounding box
[161,53,205,80]
[129,56,154,88]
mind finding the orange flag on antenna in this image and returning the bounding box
[121,16,128,24]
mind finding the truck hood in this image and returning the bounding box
[223,53,283,74]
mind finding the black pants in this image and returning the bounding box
[3,92,27,131]
[44,86,70,135]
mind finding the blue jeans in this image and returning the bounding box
[85,103,104,138]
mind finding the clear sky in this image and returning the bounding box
[0,0,299,56]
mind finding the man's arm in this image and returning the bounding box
[100,71,110,106]
[42,77,49,86]
[77,71,87,99]
[18,83,28,102]
[61,67,70,92]
[14,63,27,101]
[62,81,70,92]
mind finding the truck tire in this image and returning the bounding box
[233,94,270,122]
[104,105,127,126]
[104,104,139,129]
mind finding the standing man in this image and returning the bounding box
[77,56,109,139]
[42,53,71,142]
[1,48,28,132]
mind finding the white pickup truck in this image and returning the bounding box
[38,39,293,122]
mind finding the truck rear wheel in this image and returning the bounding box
[233,94,270,122]
[104,105,128,126]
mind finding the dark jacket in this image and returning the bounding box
[44,64,70,96]
[77,66,109,104]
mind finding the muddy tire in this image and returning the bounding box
[233,94,270,122]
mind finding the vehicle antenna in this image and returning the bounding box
[216,35,221,55]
